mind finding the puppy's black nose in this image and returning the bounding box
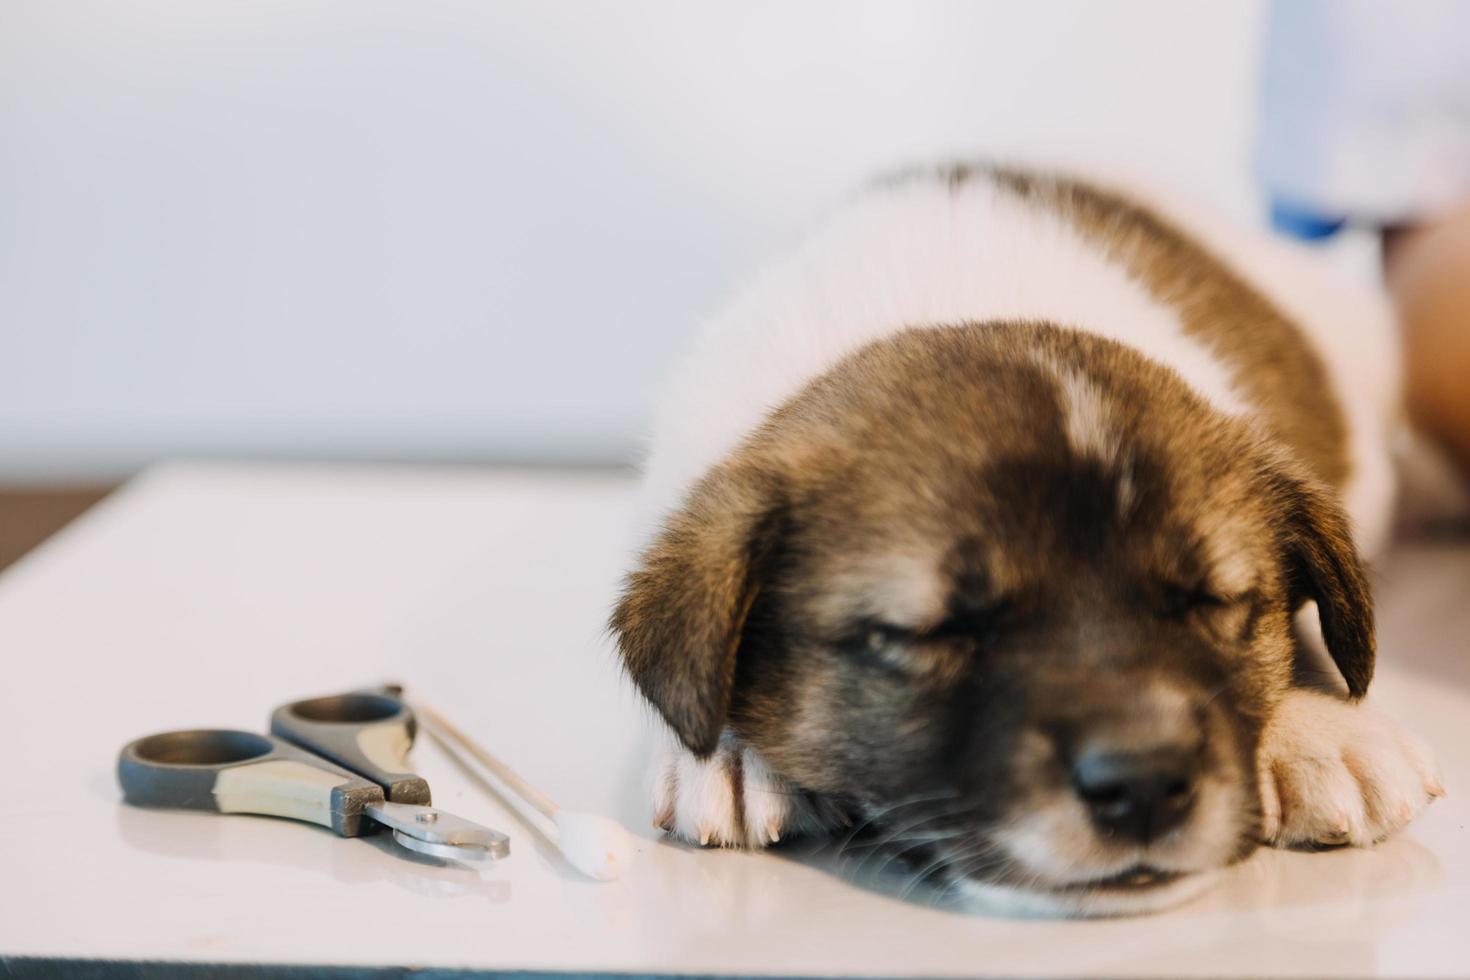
[1072,748,1198,843]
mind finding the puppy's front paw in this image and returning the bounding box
[1259,690,1443,848]
[651,732,821,849]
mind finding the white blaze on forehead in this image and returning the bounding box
[1054,364,1120,463]
[1035,356,1137,513]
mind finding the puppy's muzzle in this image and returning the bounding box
[1042,678,1211,847]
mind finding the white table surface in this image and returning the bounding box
[2,461,1469,977]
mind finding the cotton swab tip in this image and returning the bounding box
[553,810,636,881]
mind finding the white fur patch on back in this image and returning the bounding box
[635,172,1249,537]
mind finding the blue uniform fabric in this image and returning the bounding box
[1258,0,1470,239]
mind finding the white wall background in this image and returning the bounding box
[0,1,1267,480]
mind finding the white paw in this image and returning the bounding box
[651,731,823,848]
[1259,689,1444,848]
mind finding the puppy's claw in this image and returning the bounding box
[650,731,823,850]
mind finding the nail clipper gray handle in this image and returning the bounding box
[117,729,385,836]
[269,691,431,804]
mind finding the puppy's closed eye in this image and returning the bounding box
[840,622,919,673]
[1150,581,1261,647]
[1154,582,1230,621]
[845,604,1010,677]
[863,622,915,652]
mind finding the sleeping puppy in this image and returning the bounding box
[610,164,1443,916]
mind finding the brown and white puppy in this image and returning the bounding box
[611,165,1442,916]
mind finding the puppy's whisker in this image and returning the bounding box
[897,837,1006,900]
[855,792,961,825]
[863,810,988,880]
[845,829,971,862]
[849,800,975,854]
[846,822,954,871]
[1195,679,1231,712]
[941,850,1029,901]
[839,824,968,850]
[834,792,961,856]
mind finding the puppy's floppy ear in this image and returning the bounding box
[1264,459,1375,698]
[610,462,783,756]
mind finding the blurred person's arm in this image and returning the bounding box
[1385,206,1470,471]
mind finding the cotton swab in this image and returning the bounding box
[414,701,636,881]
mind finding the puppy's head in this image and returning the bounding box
[613,323,1373,915]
